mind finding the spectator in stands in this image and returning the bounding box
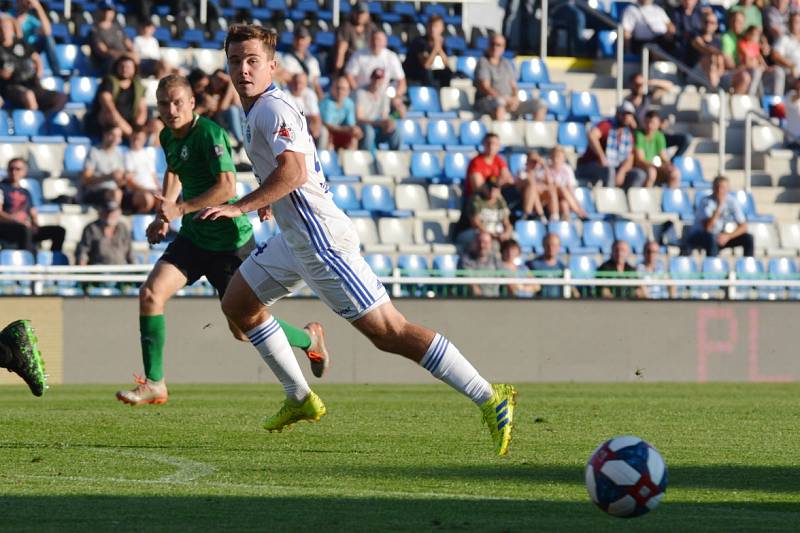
[672,0,706,62]
[637,240,671,299]
[622,0,677,55]
[597,240,638,299]
[577,101,647,188]
[88,1,138,72]
[122,129,159,214]
[465,133,513,200]
[458,230,501,297]
[75,201,132,266]
[286,72,322,143]
[356,68,402,152]
[0,158,66,254]
[687,11,726,90]
[473,34,546,121]
[81,126,126,206]
[527,232,572,299]
[319,75,363,149]
[456,180,513,246]
[403,14,453,89]
[730,0,762,31]
[624,73,693,156]
[86,54,147,137]
[784,77,800,140]
[634,111,681,188]
[133,20,169,79]
[278,26,323,99]
[538,146,588,220]
[763,0,790,43]
[515,151,553,222]
[188,68,244,144]
[331,1,377,74]
[345,30,406,103]
[684,176,754,257]
[770,12,800,81]
[499,239,535,298]
[719,11,755,95]
[11,0,58,72]
[0,14,66,111]
[738,24,785,95]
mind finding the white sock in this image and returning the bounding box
[247,317,310,403]
[420,334,494,405]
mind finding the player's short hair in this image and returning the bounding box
[156,74,193,96]
[225,24,278,59]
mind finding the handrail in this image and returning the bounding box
[744,108,798,192]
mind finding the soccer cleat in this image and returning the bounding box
[480,383,517,456]
[116,374,168,405]
[303,322,330,378]
[263,391,327,432]
[0,320,47,397]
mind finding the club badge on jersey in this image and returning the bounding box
[275,121,296,143]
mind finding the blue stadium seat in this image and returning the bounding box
[518,58,551,86]
[0,110,9,135]
[18,178,43,207]
[361,184,410,217]
[736,256,765,280]
[662,188,695,220]
[455,56,478,79]
[443,152,470,182]
[508,153,527,176]
[670,256,698,277]
[69,76,99,105]
[330,183,369,216]
[51,23,69,43]
[63,143,90,176]
[570,91,602,122]
[732,190,774,223]
[409,86,442,114]
[568,255,598,279]
[444,35,467,55]
[768,257,800,298]
[514,220,546,253]
[182,28,205,44]
[398,254,429,275]
[459,120,487,147]
[433,254,459,276]
[398,119,426,146]
[702,257,730,296]
[597,30,617,58]
[0,249,34,266]
[365,254,394,276]
[542,89,569,120]
[132,215,155,242]
[547,221,585,252]
[55,44,82,75]
[582,220,614,254]
[557,122,588,152]
[11,110,45,137]
[672,156,707,187]
[426,119,458,146]
[36,251,69,266]
[318,149,343,177]
[610,0,635,21]
[40,76,65,93]
[410,151,443,181]
[613,220,647,253]
[47,111,82,137]
[573,187,604,220]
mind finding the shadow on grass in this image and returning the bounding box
[0,496,797,532]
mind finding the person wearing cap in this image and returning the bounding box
[88,1,138,72]
[277,26,323,99]
[577,101,647,188]
[331,1,377,73]
[356,67,402,152]
[85,54,147,137]
[345,30,406,99]
[75,200,133,266]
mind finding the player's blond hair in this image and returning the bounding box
[156,74,192,96]
[225,24,278,60]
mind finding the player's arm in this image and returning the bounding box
[147,169,181,243]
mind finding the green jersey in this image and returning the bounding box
[160,115,252,252]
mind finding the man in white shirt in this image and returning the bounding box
[278,26,323,98]
[684,176,754,257]
[286,72,322,142]
[771,12,800,78]
[344,30,406,97]
[197,24,517,456]
[622,0,676,54]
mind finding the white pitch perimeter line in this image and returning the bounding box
[91,448,216,483]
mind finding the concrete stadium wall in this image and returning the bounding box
[1,298,798,385]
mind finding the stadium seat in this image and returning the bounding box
[352,216,390,253]
[341,150,376,177]
[459,120,487,147]
[415,219,455,253]
[410,151,443,181]
[40,76,65,93]
[730,95,759,121]
[507,153,527,176]
[376,151,411,178]
[568,255,598,279]
[701,257,730,299]
[28,143,67,179]
[749,222,780,254]
[736,256,766,281]
[767,257,800,299]
[732,190,774,223]
[491,120,525,147]
[582,220,615,254]
[42,177,78,202]
[379,218,422,252]
[69,76,99,105]
[595,187,629,216]
[426,119,458,146]
[670,255,699,298]
[0,110,9,135]
[55,44,83,75]
[0,249,35,266]
[613,220,647,253]
[525,121,557,148]
[661,188,695,221]
[569,91,602,122]
[409,86,442,114]
[47,111,82,137]
[364,254,394,276]
[443,151,471,182]
[331,183,361,211]
[455,56,478,79]
[542,89,569,121]
[318,149,343,177]
[547,220,583,252]
[557,122,588,152]
[514,220,546,252]
[518,58,551,86]
[361,184,396,214]
[597,30,617,58]
[398,119,426,146]
[672,156,706,187]
[573,187,603,220]
[428,183,460,209]
[395,184,434,214]
[627,187,666,221]
[778,222,800,252]
[12,110,46,137]
[18,178,43,207]
[63,143,90,177]
[440,87,472,114]
[433,254,459,276]
[36,250,69,266]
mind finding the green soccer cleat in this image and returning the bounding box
[1,320,47,397]
[480,383,517,456]
[263,391,327,432]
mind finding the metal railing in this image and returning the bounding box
[744,109,798,193]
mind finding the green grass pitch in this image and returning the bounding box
[0,383,798,531]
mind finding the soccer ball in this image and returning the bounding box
[585,436,668,518]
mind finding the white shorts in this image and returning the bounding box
[239,233,390,321]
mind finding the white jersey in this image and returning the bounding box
[243,84,355,258]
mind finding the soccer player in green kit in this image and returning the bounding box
[117,74,330,405]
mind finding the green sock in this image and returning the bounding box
[140,315,166,381]
[275,318,311,350]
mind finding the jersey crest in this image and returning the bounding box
[274,121,296,142]
[180,145,189,160]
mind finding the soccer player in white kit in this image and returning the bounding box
[198,25,517,455]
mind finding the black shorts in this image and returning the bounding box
[159,234,255,298]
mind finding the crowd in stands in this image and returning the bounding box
[0,0,796,299]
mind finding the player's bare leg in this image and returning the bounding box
[222,272,325,431]
[116,261,187,405]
